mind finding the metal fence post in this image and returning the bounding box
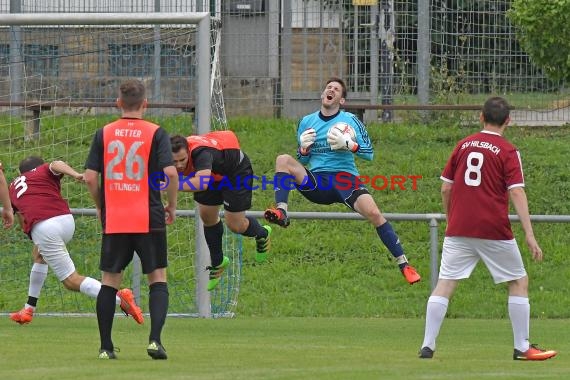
[429,217,439,291]
[417,0,430,121]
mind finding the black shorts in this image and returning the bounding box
[297,169,370,210]
[100,231,168,274]
[193,154,253,212]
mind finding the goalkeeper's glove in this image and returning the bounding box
[326,127,359,152]
[298,128,316,156]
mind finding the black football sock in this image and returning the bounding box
[242,216,268,238]
[149,282,169,345]
[96,285,117,351]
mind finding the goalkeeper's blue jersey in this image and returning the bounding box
[296,110,374,176]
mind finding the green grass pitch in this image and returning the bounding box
[1,317,568,379]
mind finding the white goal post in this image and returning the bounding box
[0,12,226,318]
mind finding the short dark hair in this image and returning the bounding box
[170,134,189,153]
[19,156,44,173]
[119,79,146,111]
[482,96,510,126]
[325,77,347,99]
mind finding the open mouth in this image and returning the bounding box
[326,94,333,100]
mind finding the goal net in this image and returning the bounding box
[0,13,241,318]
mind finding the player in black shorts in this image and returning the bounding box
[85,79,179,360]
[170,131,271,291]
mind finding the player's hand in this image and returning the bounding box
[74,172,85,183]
[2,208,14,229]
[299,128,316,155]
[164,204,176,225]
[327,127,358,152]
[526,235,543,261]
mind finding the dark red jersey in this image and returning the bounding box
[9,163,71,235]
[441,130,524,240]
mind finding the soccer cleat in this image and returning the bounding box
[418,346,434,359]
[264,207,290,228]
[9,307,34,325]
[98,349,118,359]
[513,344,557,361]
[147,340,168,360]
[117,288,144,324]
[401,265,421,284]
[206,256,230,291]
[255,225,272,263]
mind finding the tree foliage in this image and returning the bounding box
[508,0,570,81]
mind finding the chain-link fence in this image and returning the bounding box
[0,0,567,125]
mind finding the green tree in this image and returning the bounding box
[508,0,570,81]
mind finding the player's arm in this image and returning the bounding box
[178,168,213,192]
[84,169,102,210]
[179,148,215,192]
[509,186,542,261]
[84,130,103,212]
[440,181,453,218]
[0,165,14,228]
[163,165,178,224]
[352,117,373,161]
[296,120,313,165]
[49,160,84,182]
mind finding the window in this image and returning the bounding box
[24,44,59,76]
[108,44,194,77]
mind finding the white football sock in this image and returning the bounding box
[28,262,48,299]
[421,296,449,351]
[79,277,103,299]
[508,296,530,352]
[79,277,121,305]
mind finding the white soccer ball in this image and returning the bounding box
[329,122,356,141]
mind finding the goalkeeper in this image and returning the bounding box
[170,131,272,291]
[264,77,420,284]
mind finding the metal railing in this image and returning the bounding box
[243,211,570,290]
[70,208,570,303]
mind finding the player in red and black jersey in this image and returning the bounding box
[7,156,141,326]
[85,79,178,360]
[419,97,557,361]
[170,131,271,291]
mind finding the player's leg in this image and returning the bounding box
[419,236,477,359]
[419,279,458,358]
[264,154,308,227]
[195,200,229,291]
[32,215,128,312]
[137,232,168,360]
[97,233,132,358]
[26,215,79,323]
[477,239,557,360]
[224,174,272,262]
[97,270,123,359]
[60,270,129,315]
[350,191,420,284]
[199,202,225,268]
[508,276,556,360]
[10,245,47,324]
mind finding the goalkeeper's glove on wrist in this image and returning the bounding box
[298,128,316,156]
[326,128,359,152]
